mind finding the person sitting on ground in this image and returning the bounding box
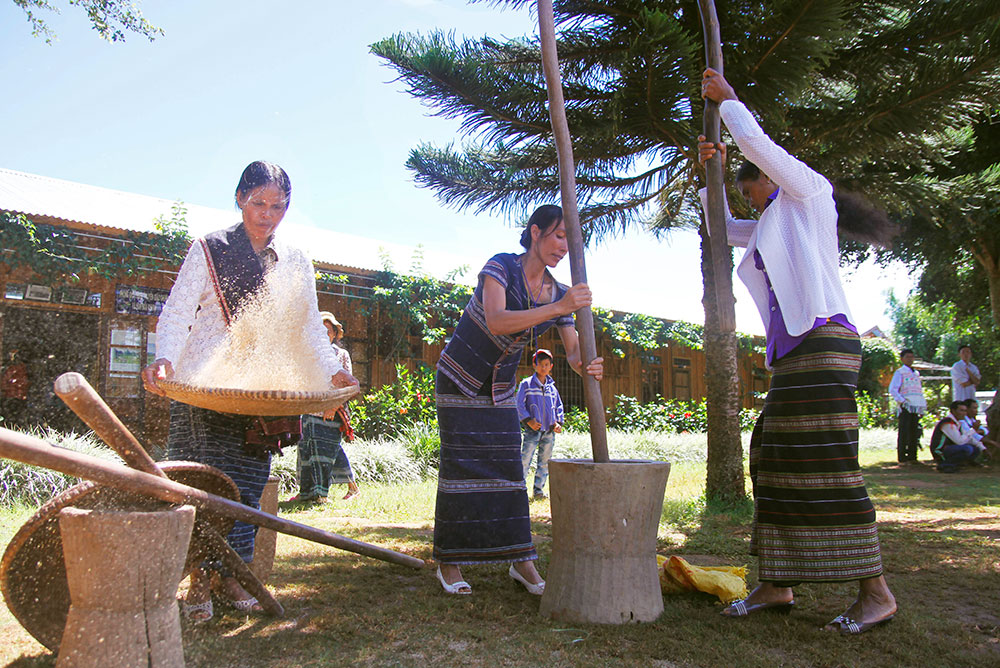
[961,399,993,463]
[517,348,564,500]
[929,401,978,473]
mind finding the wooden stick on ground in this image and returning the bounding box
[536,0,609,463]
[0,427,426,570]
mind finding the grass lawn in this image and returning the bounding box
[1,429,998,667]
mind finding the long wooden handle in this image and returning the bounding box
[537,0,609,463]
[0,428,426,570]
[697,0,737,333]
[54,372,165,477]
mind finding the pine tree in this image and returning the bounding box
[372,0,998,501]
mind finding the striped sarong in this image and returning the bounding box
[167,401,271,563]
[297,415,354,499]
[433,372,536,565]
[749,324,883,583]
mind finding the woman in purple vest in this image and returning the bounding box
[699,69,897,634]
[433,205,603,596]
[143,161,358,621]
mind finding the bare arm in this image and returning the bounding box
[557,325,604,381]
[482,276,590,337]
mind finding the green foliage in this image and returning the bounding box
[0,205,191,284]
[13,0,163,43]
[362,249,472,363]
[856,391,895,430]
[395,421,441,469]
[858,337,899,397]
[889,290,998,390]
[0,427,120,506]
[565,395,760,434]
[351,364,436,441]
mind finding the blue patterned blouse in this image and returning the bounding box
[437,253,575,404]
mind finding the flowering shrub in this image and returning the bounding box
[564,395,760,434]
[856,391,895,429]
[351,364,436,440]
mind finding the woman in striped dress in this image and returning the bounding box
[433,205,603,596]
[699,69,897,634]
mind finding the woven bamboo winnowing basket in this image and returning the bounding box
[157,380,359,416]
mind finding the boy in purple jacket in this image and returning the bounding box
[517,349,564,499]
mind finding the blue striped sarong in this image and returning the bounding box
[297,415,353,499]
[167,400,271,563]
[433,372,536,565]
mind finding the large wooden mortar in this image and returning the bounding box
[56,505,195,668]
[539,459,670,624]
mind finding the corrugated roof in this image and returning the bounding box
[0,167,462,278]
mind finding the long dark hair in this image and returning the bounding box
[737,162,896,247]
[235,161,291,209]
[520,205,563,249]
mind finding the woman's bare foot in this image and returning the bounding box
[824,575,897,632]
[720,582,794,617]
[216,575,264,613]
[437,563,472,594]
[181,568,213,622]
[343,481,359,500]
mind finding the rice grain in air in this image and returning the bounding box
[178,261,331,392]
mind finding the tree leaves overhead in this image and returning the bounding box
[372,0,998,240]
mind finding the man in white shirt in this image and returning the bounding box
[929,401,977,472]
[951,344,980,402]
[888,349,925,463]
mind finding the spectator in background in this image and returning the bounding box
[951,344,980,402]
[888,349,925,463]
[517,348,564,499]
[961,399,993,462]
[929,401,977,473]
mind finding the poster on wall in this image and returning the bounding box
[86,292,102,308]
[25,284,52,302]
[61,288,87,305]
[110,328,142,347]
[4,284,25,300]
[109,346,142,373]
[115,285,171,316]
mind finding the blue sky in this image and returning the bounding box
[0,0,914,335]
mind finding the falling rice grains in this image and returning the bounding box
[182,261,331,392]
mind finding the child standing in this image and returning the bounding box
[517,349,564,499]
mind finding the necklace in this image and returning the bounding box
[521,261,546,352]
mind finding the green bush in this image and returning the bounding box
[856,391,895,429]
[396,420,441,468]
[0,427,121,507]
[564,395,760,434]
[352,363,436,440]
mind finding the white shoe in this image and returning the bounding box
[436,566,472,595]
[509,565,545,595]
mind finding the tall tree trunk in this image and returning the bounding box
[699,224,744,503]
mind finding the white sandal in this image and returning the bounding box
[509,565,545,596]
[180,598,213,623]
[436,566,472,595]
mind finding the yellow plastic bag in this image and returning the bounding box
[657,555,747,604]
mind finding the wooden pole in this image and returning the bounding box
[0,427,426,570]
[536,0,609,463]
[54,372,285,616]
[697,0,737,333]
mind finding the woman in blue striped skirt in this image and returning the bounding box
[700,68,897,634]
[433,205,603,596]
